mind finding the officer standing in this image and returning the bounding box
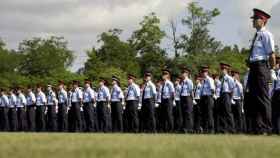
[200,66,215,133]
[174,76,183,132]
[8,88,18,131]
[218,63,235,133]
[16,87,27,131]
[46,85,57,131]
[247,8,275,134]
[96,78,111,132]
[180,67,194,133]
[57,81,68,132]
[0,89,9,131]
[70,80,83,132]
[141,71,157,133]
[82,79,95,132]
[35,84,47,132]
[125,74,140,133]
[111,75,124,132]
[271,57,280,134]
[160,69,175,132]
[26,85,36,132]
[231,71,244,133]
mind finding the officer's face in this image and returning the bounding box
[84,83,90,88]
[128,79,133,84]
[253,18,265,29]
[112,80,117,85]
[145,76,151,81]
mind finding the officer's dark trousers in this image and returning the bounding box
[243,92,253,133]
[193,99,201,133]
[97,101,109,132]
[272,90,280,134]
[248,61,272,134]
[36,106,46,132]
[180,96,193,133]
[155,105,161,132]
[26,105,36,132]
[17,107,26,131]
[46,105,57,131]
[92,106,99,131]
[125,100,139,133]
[174,100,183,132]
[111,101,123,132]
[141,98,156,133]
[70,102,82,132]
[0,107,9,131]
[160,98,174,132]
[83,102,95,132]
[200,96,215,133]
[8,108,17,131]
[214,98,220,132]
[57,103,67,132]
[232,99,243,133]
[217,93,235,133]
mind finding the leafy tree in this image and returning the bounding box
[18,36,74,77]
[180,2,222,55]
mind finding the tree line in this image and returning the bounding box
[0,2,251,88]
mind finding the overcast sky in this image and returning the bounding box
[1,0,280,71]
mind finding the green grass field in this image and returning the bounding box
[0,133,279,158]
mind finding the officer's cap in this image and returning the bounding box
[128,74,136,80]
[251,8,271,21]
[220,63,231,69]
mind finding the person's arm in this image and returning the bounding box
[269,53,276,69]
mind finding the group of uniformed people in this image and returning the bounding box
[0,8,278,134]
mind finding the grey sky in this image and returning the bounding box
[0,0,280,71]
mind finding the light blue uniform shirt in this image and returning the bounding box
[97,85,110,102]
[27,91,36,106]
[126,83,140,101]
[156,86,162,103]
[143,81,157,99]
[0,95,9,107]
[232,80,243,100]
[194,83,202,100]
[175,84,182,101]
[201,76,215,96]
[36,91,47,106]
[180,78,193,97]
[71,88,83,103]
[111,85,124,102]
[83,87,95,103]
[58,89,68,104]
[250,27,275,63]
[220,74,235,94]
[16,93,27,108]
[47,90,56,105]
[215,79,222,98]
[161,80,175,99]
[8,94,17,108]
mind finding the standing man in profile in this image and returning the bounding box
[247,8,276,134]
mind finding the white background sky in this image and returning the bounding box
[1,0,280,71]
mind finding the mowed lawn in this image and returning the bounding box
[0,133,279,158]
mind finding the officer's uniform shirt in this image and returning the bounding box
[97,85,110,102]
[180,78,193,97]
[214,79,222,98]
[250,27,275,63]
[161,80,175,99]
[0,95,9,107]
[156,86,162,103]
[126,83,140,101]
[83,87,95,103]
[175,84,182,101]
[47,90,57,106]
[36,91,47,106]
[232,80,243,100]
[143,81,157,99]
[26,91,36,106]
[220,74,235,94]
[201,75,215,96]
[111,84,124,102]
[271,69,280,92]
[8,93,17,108]
[58,89,68,104]
[71,87,83,103]
[194,83,202,100]
[16,93,27,108]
